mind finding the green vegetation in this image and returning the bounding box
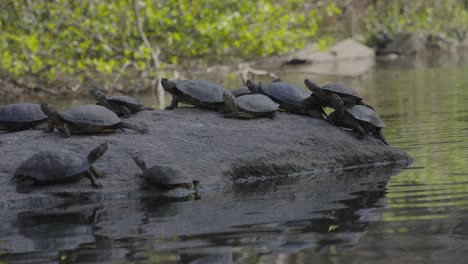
[364,0,468,42]
[0,0,340,91]
[2,0,468,93]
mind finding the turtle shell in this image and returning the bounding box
[59,105,121,126]
[15,149,90,182]
[235,94,279,113]
[346,105,385,128]
[231,87,251,97]
[175,80,225,103]
[260,82,311,107]
[143,165,193,188]
[322,83,362,100]
[0,103,47,122]
[107,95,143,107]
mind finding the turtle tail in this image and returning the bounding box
[119,122,149,134]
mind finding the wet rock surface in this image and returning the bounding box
[0,108,412,210]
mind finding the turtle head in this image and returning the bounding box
[87,142,109,163]
[89,88,112,108]
[222,91,238,114]
[246,80,261,93]
[304,79,323,94]
[40,103,61,121]
[90,87,106,101]
[131,154,148,172]
[161,78,176,94]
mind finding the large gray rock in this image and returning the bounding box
[0,108,411,210]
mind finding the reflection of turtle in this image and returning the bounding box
[223,92,279,119]
[246,80,325,118]
[161,78,226,111]
[132,155,198,190]
[231,87,251,97]
[0,103,48,131]
[90,88,153,118]
[13,142,108,193]
[328,105,387,145]
[304,79,373,113]
[41,103,148,138]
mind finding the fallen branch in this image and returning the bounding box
[237,63,279,85]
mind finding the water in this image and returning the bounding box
[1,57,468,263]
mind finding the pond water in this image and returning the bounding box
[1,56,468,263]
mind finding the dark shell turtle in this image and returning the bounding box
[231,87,252,97]
[328,105,387,145]
[304,79,373,110]
[161,78,227,111]
[90,88,153,118]
[41,103,148,138]
[0,103,48,131]
[132,155,197,190]
[13,142,108,193]
[246,80,325,118]
[223,92,279,119]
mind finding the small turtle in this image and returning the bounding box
[304,79,373,112]
[41,103,148,138]
[90,88,153,118]
[132,155,198,190]
[13,142,108,193]
[231,87,252,97]
[328,105,387,145]
[223,92,279,119]
[0,103,48,131]
[246,80,325,118]
[161,78,227,111]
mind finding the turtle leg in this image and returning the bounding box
[165,96,181,110]
[44,119,54,133]
[373,128,388,145]
[15,177,35,194]
[89,165,105,178]
[121,106,133,118]
[354,125,366,140]
[61,123,72,138]
[85,169,102,188]
[329,94,345,119]
[269,110,278,119]
[326,112,337,124]
[221,91,238,115]
[119,122,149,134]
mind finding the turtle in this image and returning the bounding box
[230,87,252,97]
[41,103,148,138]
[246,79,325,118]
[222,92,279,119]
[132,155,198,190]
[0,103,48,131]
[303,79,373,113]
[161,78,227,111]
[13,142,109,193]
[327,104,387,145]
[90,88,153,118]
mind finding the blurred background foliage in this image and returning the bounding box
[0,0,340,93]
[1,0,468,94]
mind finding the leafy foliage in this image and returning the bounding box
[0,0,340,89]
[364,0,468,43]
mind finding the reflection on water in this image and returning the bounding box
[1,57,468,263]
[0,166,397,263]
